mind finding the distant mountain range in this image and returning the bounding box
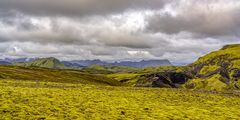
[0,57,172,68]
[3,58,36,63]
[0,60,11,65]
[67,59,172,68]
[112,60,172,68]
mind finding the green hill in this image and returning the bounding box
[14,57,66,69]
[109,44,240,90]
[185,44,240,90]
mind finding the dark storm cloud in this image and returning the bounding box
[0,12,162,49]
[146,0,240,37]
[0,12,39,31]
[0,0,167,16]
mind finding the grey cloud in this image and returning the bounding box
[0,0,167,17]
[97,33,155,49]
[0,35,9,43]
[0,0,240,64]
[0,30,88,45]
[147,0,240,37]
[0,17,90,45]
[86,46,117,56]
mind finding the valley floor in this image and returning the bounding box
[0,80,240,120]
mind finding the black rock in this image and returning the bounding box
[138,72,192,88]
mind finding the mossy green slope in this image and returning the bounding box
[187,44,240,90]
[193,44,240,66]
[0,65,121,86]
[14,57,66,69]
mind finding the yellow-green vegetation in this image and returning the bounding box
[137,66,185,74]
[199,65,220,75]
[107,73,140,86]
[83,65,138,74]
[204,75,229,91]
[185,74,228,91]
[232,60,240,69]
[107,73,139,81]
[1,79,240,120]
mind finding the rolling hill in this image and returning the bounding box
[0,65,121,86]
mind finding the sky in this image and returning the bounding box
[0,0,239,63]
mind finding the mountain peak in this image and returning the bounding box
[41,57,60,62]
[221,44,240,50]
[15,57,65,69]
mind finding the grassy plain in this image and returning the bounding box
[1,79,240,120]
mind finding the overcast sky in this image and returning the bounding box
[0,0,239,63]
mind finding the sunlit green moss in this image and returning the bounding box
[185,74,228,91]
[136,66,184,74]
[185,78,206,89]
[232,60,240,69]
[199,65,220,75]
[107,73,141,86]
[204,74,228,91]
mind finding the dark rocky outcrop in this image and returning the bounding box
[137,72,192,88]
[233,70,240,78]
